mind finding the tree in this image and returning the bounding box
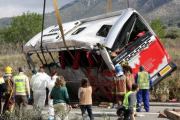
[150,18,165,38]
[0,11,43,46]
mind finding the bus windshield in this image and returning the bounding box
[112,14,148,53]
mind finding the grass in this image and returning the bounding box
[166,26,180,32]
[161,38,180,73]
[0,54,33,78]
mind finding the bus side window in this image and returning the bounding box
[96,25,112,37]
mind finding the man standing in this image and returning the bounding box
[3,66,15,113]
[30,68,50,109]
[122,83,139,120]
[0,76,6,114]
[113,64,131,105]
[13,67,30,114]
[135,65,153,112]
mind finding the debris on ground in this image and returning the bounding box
[164,108,180,120]
[99,102,113,108]
[158,113,167,118]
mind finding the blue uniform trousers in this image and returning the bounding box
[136,89,149,112]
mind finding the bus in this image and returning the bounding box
[23,8,177,102]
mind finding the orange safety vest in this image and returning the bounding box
[4,76,13,94]
[112,75,127,95]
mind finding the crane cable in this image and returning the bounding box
[107,0,111,13]
[40,0,51,73]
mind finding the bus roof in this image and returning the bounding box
[23,8,137,54]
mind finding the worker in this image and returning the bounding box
[135,65,154,112]
[113,64,131,105]
[0,75,6,114]
[13,67,30,115]
[3,66,15,113]
[121,61,135,88]
[47,70,58,120]
[122,83,139,120]
[30,68,50,109]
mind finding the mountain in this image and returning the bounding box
[0,0,180,30]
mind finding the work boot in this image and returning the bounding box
[146,109,149,112]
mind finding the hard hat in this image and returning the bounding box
[115,64,123,77]
[5,66,13,74]
[121,61,128,67]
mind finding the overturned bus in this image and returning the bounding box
[23,8,177,102]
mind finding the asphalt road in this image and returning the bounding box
[41,102,180,120]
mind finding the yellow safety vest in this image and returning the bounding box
[123,91,136,114]
[14,75,26,93]
[112,76,126,95]
[137,71,149,89]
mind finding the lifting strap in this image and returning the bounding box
[107,0,111,13]
[53,0,90,79]
[53,0,74,59]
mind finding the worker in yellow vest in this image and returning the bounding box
[3,66,15,114]
[122,83,139,120]
[13,67,30,115]
[135,65,153,112]
[0,76,6,114]
[113,64,131,105]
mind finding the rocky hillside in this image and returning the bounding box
[146,0,180,22]
[0,0,180,29]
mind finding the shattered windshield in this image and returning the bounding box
[111,13,148,54]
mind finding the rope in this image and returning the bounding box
[40,0,51,73]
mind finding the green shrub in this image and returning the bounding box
[1,104,42,120]
[162,25,168,29]
[165,31,179,39]
[150,18,166,38]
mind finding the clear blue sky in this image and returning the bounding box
[0,0,74,18]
